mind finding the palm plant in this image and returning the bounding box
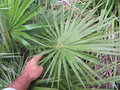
[0,0,47,53]
[0,0,50,89]
[0,0,45,88]
[31,1,120,89]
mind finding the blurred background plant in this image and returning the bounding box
[0,0,120,90]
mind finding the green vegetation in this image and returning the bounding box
[0,0,120,90]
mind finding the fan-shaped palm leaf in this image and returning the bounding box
[0,0,47,52]
[34,3,120,88]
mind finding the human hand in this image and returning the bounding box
[23,54,44,81]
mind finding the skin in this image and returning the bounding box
[8,55,44,90]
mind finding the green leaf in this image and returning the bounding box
[12,0,34,26]
[13,7,45,27]
[13,24,49,31]
[31,87,58,90]
[13,31,45,46]
[11,32,30,47]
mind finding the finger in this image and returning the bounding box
[37,66,44,71]
[36,66,44,74]
[34,51,45,63]
[30,51,45,63]
[31,55,42,63]
[33,66,44,73]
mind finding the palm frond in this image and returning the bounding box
[33,2,120,88]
